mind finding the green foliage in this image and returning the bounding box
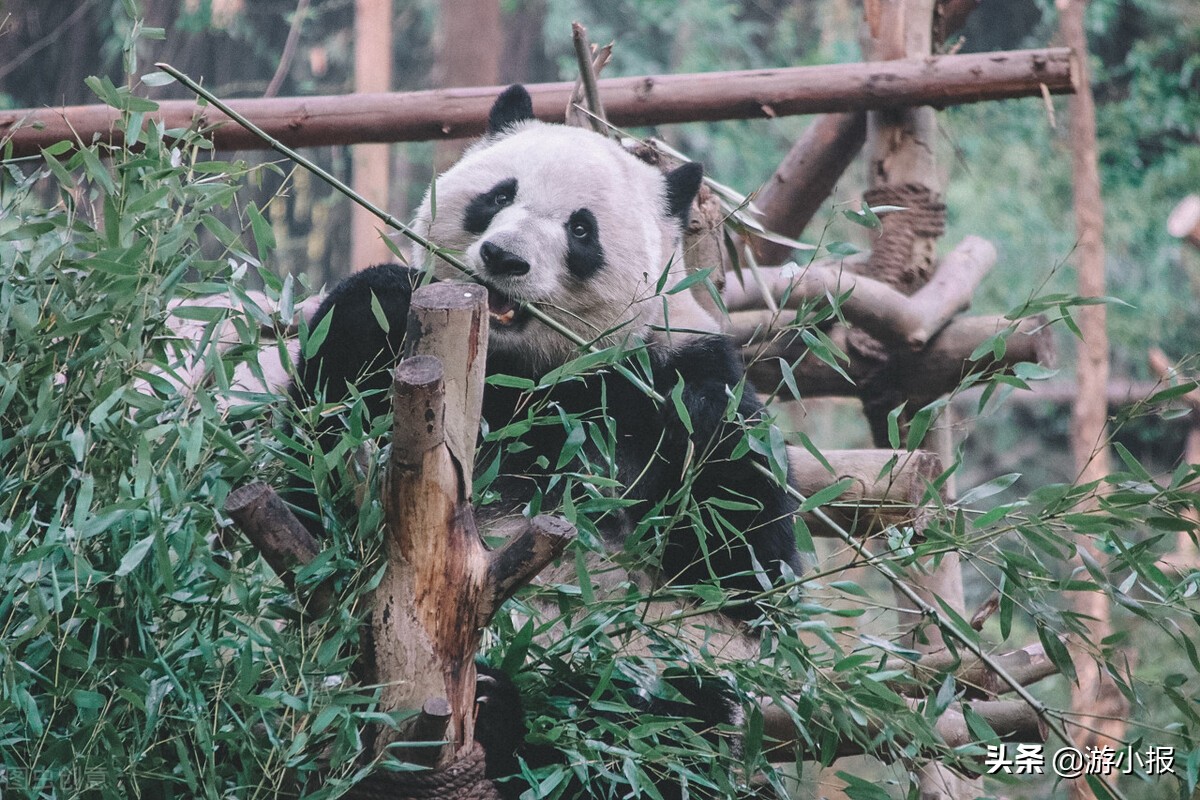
[0,86,393,798]
[3,3,1200,798]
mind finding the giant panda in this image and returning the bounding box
[289,85,803,799]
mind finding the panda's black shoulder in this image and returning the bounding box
[307,262,421,330]
[657,333,748,388]
[293,263,423,407]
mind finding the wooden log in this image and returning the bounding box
[224,481,321,595]
[376,289,574,763]
[727,258,923,348]
[904,235,997,348]
[761,696,1045,762]
[404,282,490,481]
[904,642,1061,699]
[789,447,942,537]
[749,112,867,264]
[726,236,996,351]
[376,355,468,762]
[2,48,1078,157]
[742,313,1055,403]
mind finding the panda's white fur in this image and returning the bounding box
[410,109,720,375]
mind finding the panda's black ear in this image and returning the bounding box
[664,162,704,224]
[487,85,535,135]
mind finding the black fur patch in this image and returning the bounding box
[464,178,518,235]
[487,85,535,135]
[564,208,605,279]
[664,162,704,225]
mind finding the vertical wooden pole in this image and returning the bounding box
[373,284,573,766]
[860,3,976,798]
[350,0,394,270]
[1058,3,1127,795]
[434,0,502,171]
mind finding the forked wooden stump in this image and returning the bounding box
[374,283,574,765]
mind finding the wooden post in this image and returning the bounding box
[1058,4,1127,791]
[860,3,977,797]
[350,0,394,270]
[373,284,573,763]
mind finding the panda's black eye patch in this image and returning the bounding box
[565,208,604,279]
[464,178,518,235]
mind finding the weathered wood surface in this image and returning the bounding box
[3,48,1077,156]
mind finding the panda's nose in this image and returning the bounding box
[480,242,530,277]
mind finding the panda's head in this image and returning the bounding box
[412,85,712,375]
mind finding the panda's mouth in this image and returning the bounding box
[485,287,528,329]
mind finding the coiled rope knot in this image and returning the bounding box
[861,184,946,292]
[341,743,502,800]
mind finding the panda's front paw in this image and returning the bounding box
[474,665,525,786]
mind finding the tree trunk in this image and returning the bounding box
[433,0,502,170]
[350,0,394,271]
[1058,5,1128,796]
[861,2,977,797]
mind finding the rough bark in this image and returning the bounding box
[1058,3,1127,790]
[2,48,1079,156]
[349,0,394,270]
[749,112,867,264]
[374,285,574,763]
[225,482,321,597]
[726,236,996,350]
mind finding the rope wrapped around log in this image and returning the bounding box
[862,183,947,291]
[342,743,501,800]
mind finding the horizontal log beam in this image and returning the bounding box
[2,48,1077,157]
[742,314,1055,405]
[762,697,1045,762]
[790,447,942,537]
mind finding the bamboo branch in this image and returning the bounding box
[570,22,608,134]
[754,460,1090,780]
[565,40,612,129]
[3,48,1078,156]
